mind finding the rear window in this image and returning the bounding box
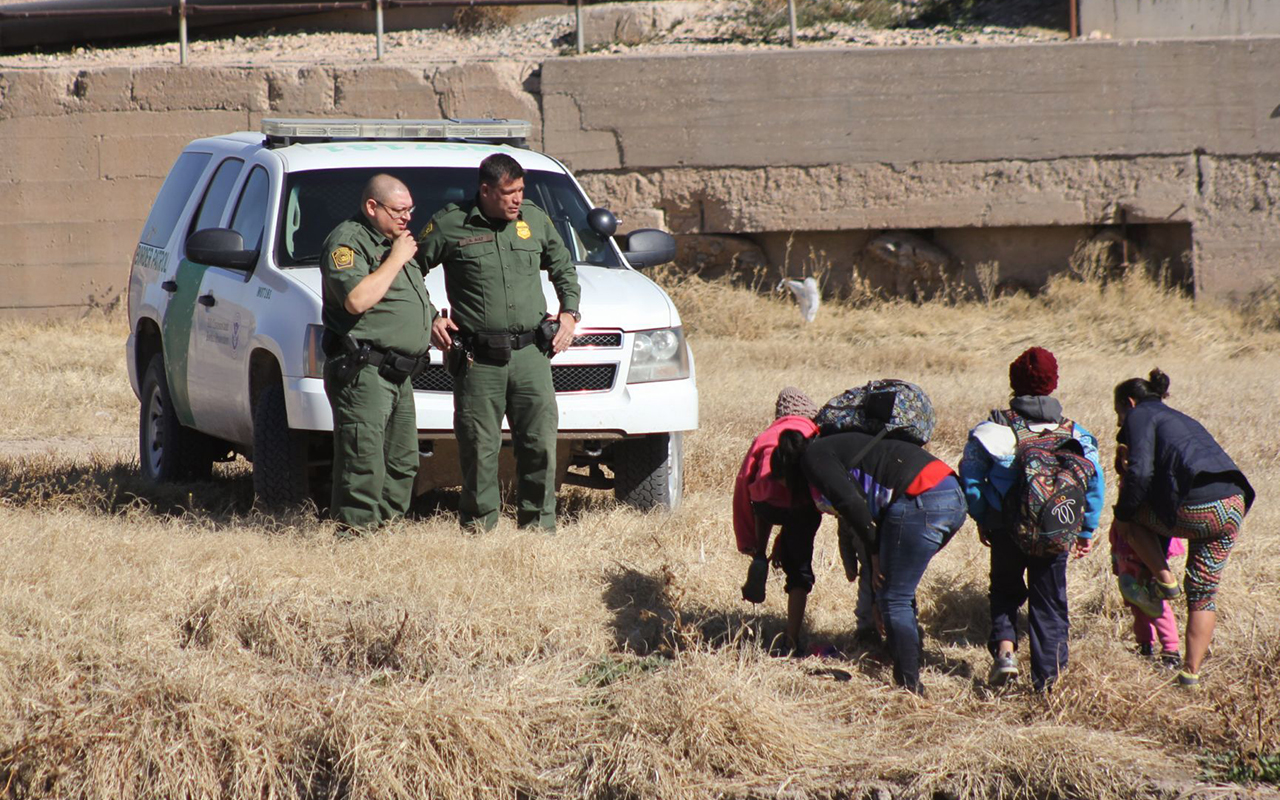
[140,151,212,248]
[276,167,621,269]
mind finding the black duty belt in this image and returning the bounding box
[321,329,427,382]
[461,329,539,364]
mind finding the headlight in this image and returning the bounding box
[304,324,326,378]
[627,327,689,384]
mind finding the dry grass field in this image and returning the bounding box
[0,269,1277,799]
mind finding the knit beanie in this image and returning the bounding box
[774,387,819,420]
[1009,347,1058,397]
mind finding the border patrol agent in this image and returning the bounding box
[420,153,581,532]
[321,173,441,531]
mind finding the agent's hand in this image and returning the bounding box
[431,313,458,351]
[389,229,418,264]
[1073,535,1094,558]
[552,312,577,354]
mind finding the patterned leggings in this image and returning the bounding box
[1133,494,1247,612]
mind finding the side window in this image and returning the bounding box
[229,166,270,251]
[139,151,211,248]
[187,157,244,239]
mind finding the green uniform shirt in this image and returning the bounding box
[321,213,436,356]
[416,198,580,334]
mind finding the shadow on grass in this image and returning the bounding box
[1,452,634,533]
[602,566,902,684]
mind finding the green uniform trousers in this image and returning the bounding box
[324,359,418,530]
[454,344,557,531]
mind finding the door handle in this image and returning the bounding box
[197,294,216,308]
[161,280,178,293]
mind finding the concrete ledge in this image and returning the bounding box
[542,40,1280,171]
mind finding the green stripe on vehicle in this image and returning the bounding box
[160,258,210,427]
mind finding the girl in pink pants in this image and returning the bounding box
[1110,523,1183,665]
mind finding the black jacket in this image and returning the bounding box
[1114,399,1254,526]
[801,432,944,549]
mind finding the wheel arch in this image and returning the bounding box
[135,316,163,380]
[249,347,283,415]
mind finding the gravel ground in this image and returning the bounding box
[0,0,1065,69]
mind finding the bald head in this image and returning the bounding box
[361,174,414,238]
[362,173,409,205]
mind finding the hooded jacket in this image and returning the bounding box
[732,415,819,554]
[958,395,1106,536]
[1113,399,1254,526]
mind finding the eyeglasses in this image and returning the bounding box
[376,201,415,219]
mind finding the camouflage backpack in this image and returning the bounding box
[1000,409,1096,557]
[814,379,936,445]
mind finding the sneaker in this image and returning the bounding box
[1159,651,1182,670]
[1137,643,1155,658]
[1152,577,1182,601]
[990,652,1019,686]
[1176,669,1200,689]
[1119,574,1165,618]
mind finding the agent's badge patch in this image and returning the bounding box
[515,220,532,240]
[419,221,434,240]
[331,246,356,270]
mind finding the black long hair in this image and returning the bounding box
[770,429,812,498]
[1114,368,1171,408]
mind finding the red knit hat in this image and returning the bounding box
[1009,347,1058,397]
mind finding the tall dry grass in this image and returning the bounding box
[1,270,1278,798]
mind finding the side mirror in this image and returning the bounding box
[186,228,258,271]
[621,228,676,269]
[587,207,618,237]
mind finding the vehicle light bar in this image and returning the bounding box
[261,118,532,147]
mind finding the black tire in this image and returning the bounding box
[612,432,684,511]
[251,382,311,508]
[138,354,216,482]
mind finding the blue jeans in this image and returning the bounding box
[877,476,968,693]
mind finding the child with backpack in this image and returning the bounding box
[958,347,1106,691]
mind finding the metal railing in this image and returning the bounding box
[0,0,645,62]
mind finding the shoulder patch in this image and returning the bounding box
[419,220,434,241]
[331,246,355,270]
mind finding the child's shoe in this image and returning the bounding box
[1159,650,1181,670]
[1152,577,1182,601]
[1176,669,1200,689]
[989,652,1019,687]
[1137,643,1155,658]
[1119,574,1165,617]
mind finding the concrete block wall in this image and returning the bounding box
[3,39,1280,317]
[0,62,538,317]
[1079,0,1280,39]
[545,40,1280,299]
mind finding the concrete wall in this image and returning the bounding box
[0,62,538,318]
[3,39,1280,317]
[1079,0,1280,39]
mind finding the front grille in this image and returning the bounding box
[552,364,617,392]
[413,363,617,393]
[413,365,454,392]
[571,332,622,348]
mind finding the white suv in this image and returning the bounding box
[126,119,697,511]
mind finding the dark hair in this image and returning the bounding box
[478,153,524,187]
[1114,368,1171,407]
[770,429,811,498]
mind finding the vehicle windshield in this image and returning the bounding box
[276,167,622,268]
